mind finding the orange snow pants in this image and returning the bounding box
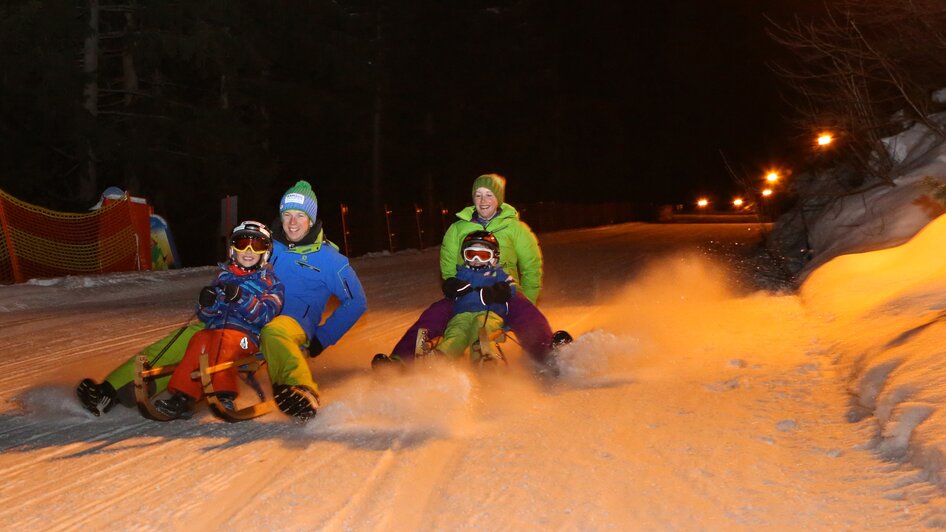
[167,328,257,400]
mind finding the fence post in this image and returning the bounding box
[414,203,425,249]
[339,203,351,256]
[384,204,395,253]
[0,193,24,283]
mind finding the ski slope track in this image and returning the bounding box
[1,222,944,530]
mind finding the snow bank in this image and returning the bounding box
[802,212,946,487]
[759,111,946,488]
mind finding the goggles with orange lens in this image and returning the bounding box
[463,246,495,263]
[231,236,270,254]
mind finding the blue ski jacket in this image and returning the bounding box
[269,228,367,348]
[197,264,285,343]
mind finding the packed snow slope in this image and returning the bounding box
[3,221,946,530]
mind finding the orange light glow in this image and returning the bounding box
[817,133,833,146]
[765,172,779,183]
[697,198,709,208]
[761,189,773,197]
[733,198,744,207]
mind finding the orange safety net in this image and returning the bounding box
[0,189,142,284]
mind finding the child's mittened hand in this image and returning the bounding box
[481,282,512,304]
[442,277,473,299]
[223,284,242,303]
[198,286,218,307]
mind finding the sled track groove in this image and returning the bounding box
[0,418,154,480]
[0,420,218,529]
[212,434,349,528]
[0,321,186,395]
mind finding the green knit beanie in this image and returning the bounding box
[471,174,506,205]
[279,180,318,223]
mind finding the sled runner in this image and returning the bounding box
[134,355,178,421]
[199,352,275,422]
[134,352,273,422]
[413,326,508,367]
[375,327,571,371]
[474,327,508,367]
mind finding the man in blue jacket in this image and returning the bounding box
[262,180,367,419]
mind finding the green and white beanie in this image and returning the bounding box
[471,173,506,205]
[279,180,318,223]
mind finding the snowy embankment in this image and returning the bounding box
[803,215,946,489]
[790,112,946,493]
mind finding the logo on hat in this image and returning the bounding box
[283,193,306,205]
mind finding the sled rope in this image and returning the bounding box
[149,313,197,367]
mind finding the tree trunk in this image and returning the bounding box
[121,3,139,107]
[424,109,436,235]
[122,2,141,194]
[370,7,385,251]
[220,74,229,110]
[80,0,100,203]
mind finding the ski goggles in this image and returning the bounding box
[463,246,495,263]
[231,236,270,254]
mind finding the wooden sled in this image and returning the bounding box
[474,327,508,368]
[134,352,273,422]
[199,352,275,422]
[413,326,509,368]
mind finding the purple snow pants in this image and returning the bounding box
[391,292,553,362]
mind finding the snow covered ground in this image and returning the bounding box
[4,220,946,530]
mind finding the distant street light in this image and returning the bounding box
[761,188,773,197]
[697,198,709,208]
[817,132,834,146]
[765,171,779,183]
[732,198,744,208]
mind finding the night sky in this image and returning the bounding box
[0,1,806,262]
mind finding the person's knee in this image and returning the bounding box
[261,316,298,343]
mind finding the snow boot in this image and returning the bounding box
[215,392,236,412]
[76,378,118,416]
[415,328,433,358]
[544,330,574,376]
[551,330,574,349]
[273,384,319,421]
[371,353,405,370]
[153,393,194,420]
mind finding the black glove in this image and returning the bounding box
[481,282,512,304]
[198,286,217,307]
[442,277,475,300]
[223,283,242,303]
[307,337,325,358]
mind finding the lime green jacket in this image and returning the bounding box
[440,203,543,303]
